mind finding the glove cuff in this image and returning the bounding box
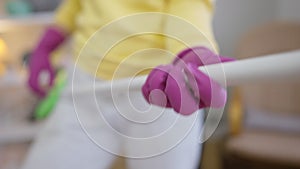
[173,46,234,67]
[34,27,66,55]
[173,46,215,66]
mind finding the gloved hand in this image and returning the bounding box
[142,47,235,115]
[28,27,66,97]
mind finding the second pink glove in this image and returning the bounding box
[28,27,66,97]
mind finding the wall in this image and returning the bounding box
[0,1,7,17]
[213,0,300,57]
[210,0,300,137]
[277,0,300,21]
[213,0,278,56]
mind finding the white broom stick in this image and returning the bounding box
[199,50,300,86]
[69,50,300,95]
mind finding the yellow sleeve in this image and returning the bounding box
[54,0,81,33]
[164,0,218,55]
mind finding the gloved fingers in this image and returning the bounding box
[46,62,55,87]
[174,47,235,67]
[28,61,55,98]
[164,66,199,115]
[28,68,46,97]
[186,64,227,108]
[199,53,233,65]
[142,65,172,108]
[175,47,220,67]
[219,55,236,63]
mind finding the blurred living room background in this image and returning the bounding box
[0,0,300,169]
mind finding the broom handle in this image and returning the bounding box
[199,50,300,86]
[68,50,300,95]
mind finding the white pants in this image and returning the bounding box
[21,67,204,169]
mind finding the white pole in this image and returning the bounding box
[199,50,300,86]
[68,50,300,95]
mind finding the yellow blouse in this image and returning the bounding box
[55,0,217,79]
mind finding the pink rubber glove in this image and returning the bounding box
[28,27,66,97]
[142,47,235,115]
